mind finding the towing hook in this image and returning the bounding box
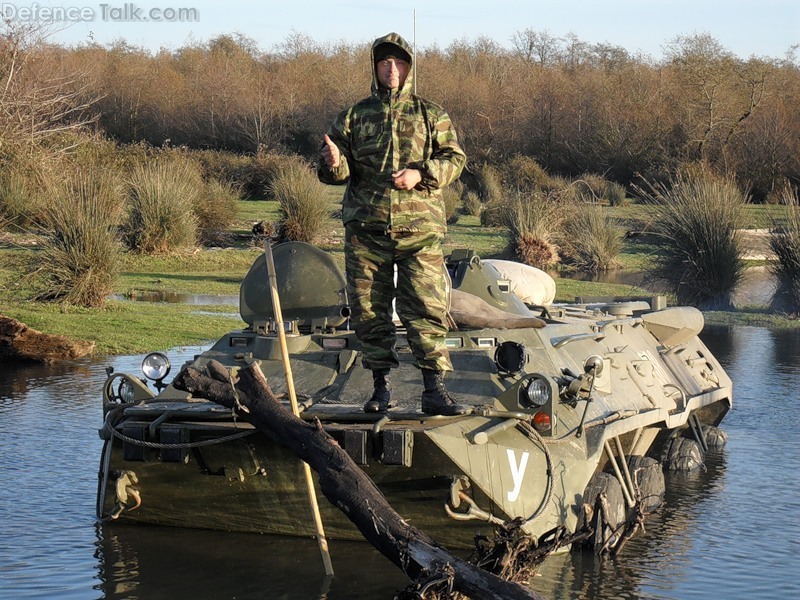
[109,471,142,520]
[444,490,504,525]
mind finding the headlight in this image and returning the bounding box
[520,374,554,408]
[142,352,171,381]
[526,378,550,407]
[118,378,136,403]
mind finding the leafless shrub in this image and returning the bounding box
[0,22,96,157]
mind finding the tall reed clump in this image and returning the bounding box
[195,150,298,199]
[503,189,562,269]
[442,180,464,225]
[560,204,622,272]
[194,179,241,244]
[463,190,482,217]
[607,181,628,207]
[769,188,800,314]
[572,173,610,202]
[638,169,746,309]
[126,158,201,254]
[27,168,125,307]
[502,155,554,193]
[478,164,506,226]
[0,169,44,229]
[269,157,330,243]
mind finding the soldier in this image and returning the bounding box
[318,32,468,416]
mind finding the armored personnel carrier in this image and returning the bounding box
[97,242,731,550]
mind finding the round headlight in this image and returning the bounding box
[524,376,551,407]
[118,378,136,403]
[142,352,171,381]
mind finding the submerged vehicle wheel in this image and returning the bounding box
[660,436,704,471]
[627,455,665,512]
[579,471,626,550]
[703,425,728,449]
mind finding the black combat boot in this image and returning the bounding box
[364,368,393,413]
[421,370,469,416]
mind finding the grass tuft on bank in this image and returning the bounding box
[769,189,800,314]
[637,168,746,310]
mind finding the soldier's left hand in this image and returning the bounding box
[392,169,422,190]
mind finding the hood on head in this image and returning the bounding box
[370,32,414,95]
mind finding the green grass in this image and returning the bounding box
[552,278,649,303]
[742,203,791,229]
[445,215,509,259]
[617,238,660,271]
[609,201,791,231]
[704,308,799,328]
[118,248,262,295]
[234,198,282,233]
[0,299,241,355]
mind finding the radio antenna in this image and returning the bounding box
[413,9,417,94]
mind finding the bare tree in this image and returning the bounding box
[664,33,737,161]
[510,29,560,66]
[0,21,97,157]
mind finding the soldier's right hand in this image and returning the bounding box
[322,134,340,168]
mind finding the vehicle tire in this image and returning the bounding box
[702,425,728,449]
[660,436,704,471]
[627,455,665,511]
[579,471,626,549]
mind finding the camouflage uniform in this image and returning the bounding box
[318,32,466,373]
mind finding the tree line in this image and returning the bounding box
[2,24,798,201]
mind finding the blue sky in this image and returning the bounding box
[15,0,799,59]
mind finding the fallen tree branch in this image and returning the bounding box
[174,360,546,600]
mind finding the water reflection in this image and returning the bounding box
[554,269,647,287]
[556,267,777,307]
[95,523,407,600]
[0,360,87,400]
[768,328,800,373]
[111,291,239,305]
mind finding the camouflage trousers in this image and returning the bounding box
[344,225,452,372]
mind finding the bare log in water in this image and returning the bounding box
[174,360,546,600]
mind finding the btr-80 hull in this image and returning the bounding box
[97,243,731,549]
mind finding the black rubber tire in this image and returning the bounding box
[627,455,665,511]
[660,436,704,471]
[703,425,728,449]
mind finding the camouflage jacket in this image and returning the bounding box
[318,32,466,235]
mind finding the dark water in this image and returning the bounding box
[111,291,240,305]
[1,326,798,599]
[555,268,777,308]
